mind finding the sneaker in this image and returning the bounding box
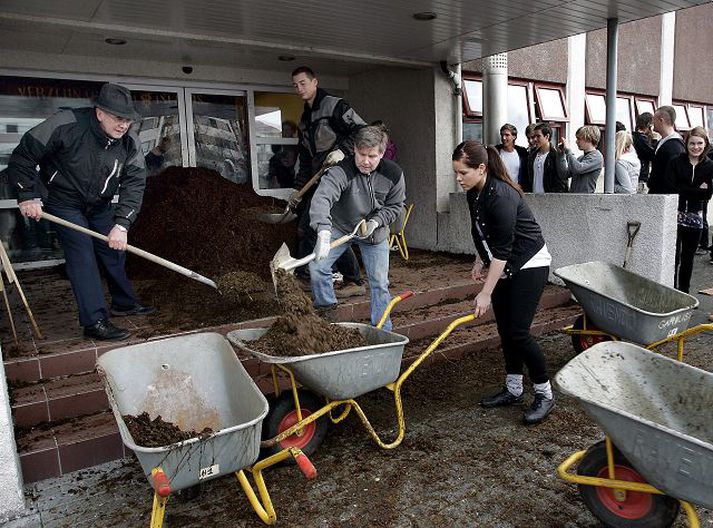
[331,272,344,284]
[335,282,366,299]
[110,304,157,317]
[479,387,524,408]
[523,393,555,425]
[83,319,131,341]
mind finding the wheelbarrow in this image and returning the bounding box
[555,341,713,527]
[554,261,712,360]
[97,332,316,527]
[227,291,480,460]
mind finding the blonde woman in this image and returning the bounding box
[614,130,640,194]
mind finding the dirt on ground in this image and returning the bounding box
[123,412,213,448]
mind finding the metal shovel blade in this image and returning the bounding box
[270,242,295,293]
[258,209,298,224]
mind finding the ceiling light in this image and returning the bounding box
[278,55,296,62]
[413,11,437,21]
[105,38,127,46]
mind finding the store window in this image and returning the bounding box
[252,92,302,192]
[131,89,184,176]
[189,92,249,184]
[672,103,690,131]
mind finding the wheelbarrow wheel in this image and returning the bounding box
[261,389,328,464]
[577,441,679,528]
[571,315,612,354]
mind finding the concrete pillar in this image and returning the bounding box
[603,18,619,194]
[566,34,587,157]
[0,351,27,522]
[482,53,508,145]
[658,12,676,106]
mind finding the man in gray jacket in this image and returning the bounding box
[556,125,604,193]
[309,126,406,330]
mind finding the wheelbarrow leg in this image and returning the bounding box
[150,468,171,528]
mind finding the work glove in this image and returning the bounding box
[359,219,379,238]
[314,230,332,262]
[287,190,301,212]
[325,149,345,167]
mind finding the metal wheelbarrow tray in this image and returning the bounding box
[556,341,713,508]
[97,332,269,492]
[227,323,409,400]
[554,261,699,344]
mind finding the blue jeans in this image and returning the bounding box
[309,231,392,331]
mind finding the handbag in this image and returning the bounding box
[677,210,705,229]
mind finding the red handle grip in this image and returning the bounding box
[399,290,414,300]
[294,452,317,480]
[152,469,171,497]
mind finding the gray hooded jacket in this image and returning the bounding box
[310,156,406,244]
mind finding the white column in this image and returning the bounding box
[0,353,27,522]
[566,34,587,156]
[482,53,508,145]
[658,12,676,106]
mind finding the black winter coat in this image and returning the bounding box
[648,135,685,194]
[668,153,713,213]
[523,146,568,193]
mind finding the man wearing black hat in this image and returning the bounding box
[6,82,154,341]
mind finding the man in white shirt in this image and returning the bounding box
[495,123,528,185]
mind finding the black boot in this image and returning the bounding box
[523,393,555,425]
[84,319,131,341]
[479,387,524,408]
[110,303,157,316]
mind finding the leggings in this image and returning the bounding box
[675,226,701,293]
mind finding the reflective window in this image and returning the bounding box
[190,93,249,184]
[585,93,606,124]
[535,86,567,120]
[672,104,690,131]
[253,92,302,190]
[688,105,704,128]
[131,90,183,176]
[507,84,531,147]
[463,121,483,143]
[635,99,656,117]
[463,80,483,116]
[616,97,633,130]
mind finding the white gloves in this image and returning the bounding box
[314,230,332,261]
[287,190,301,211]
[360,219,379,238]
[325,149,345,167]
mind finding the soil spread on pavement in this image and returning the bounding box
[123,412,213,448]
[249,269,366,357]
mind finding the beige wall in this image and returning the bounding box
[673,4,713,103]
[462,39,568,83]
[585,16,661,96]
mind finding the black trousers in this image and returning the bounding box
[491,266,550,384]
[47,202,137,327]
[675,226,701,294]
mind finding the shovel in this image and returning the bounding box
[259,162,332,225]
[622,220,641,269]
[270,219,366,291]
[40,212,218,289]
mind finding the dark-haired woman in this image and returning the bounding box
[453,140,554,425]
[670,126,713,293]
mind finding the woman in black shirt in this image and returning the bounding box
[453,140,554,424]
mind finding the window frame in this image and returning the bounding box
[461,75,483,118]
[634,96,657,118]
[533,82,568,122]
[671,102,691,131]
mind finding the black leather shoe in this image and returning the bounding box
[110,304,157,317]
[479,387,524,408]
[523,393,555,425]
[83,319,131,341]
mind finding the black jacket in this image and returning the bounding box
[648,135,685,194]
[668,153,713,213]
[466,175,546,278]
[295,88,365,189]
[494,144,528,185]
[524,146,568,193]
[631,131,656,183]
[7,107,146,229]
